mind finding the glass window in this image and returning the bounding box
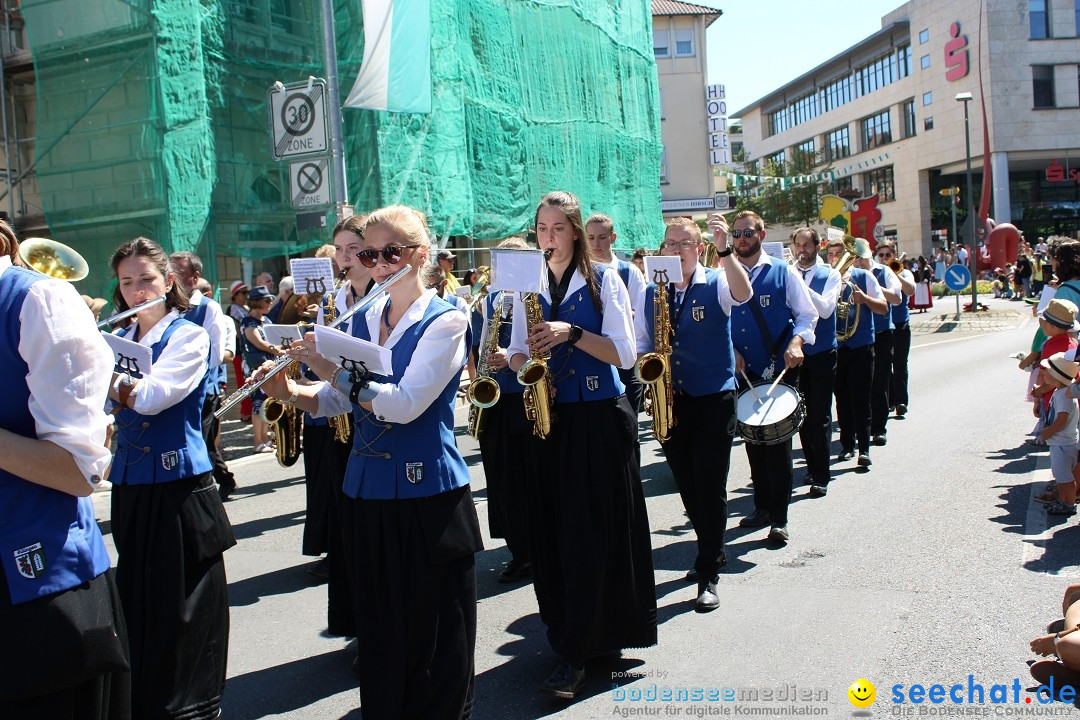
[767,150,786,170]
[674,28,694,56]
[825,126,850,162]
[924,116,934,131]
[904,100,916,137]
[865,166,896,202]
[922,91,933,106]
[796,139,815,159]
[920,54,931,69]
[1033,64,1055,107]
[1076,0,1080,37]
[919,29,930,44]
[832,176,853,195]
[862,109,892,150]
[898,45,912,78]
[653,29,670,57]
[1031,0,1050,39]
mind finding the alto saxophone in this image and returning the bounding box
[517,291,554,439]
[635,270,676,442]
[324,271,352,444]
[261,338,304,467]
[467,292,505,438]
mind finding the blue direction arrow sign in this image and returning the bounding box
[944,263,970,292]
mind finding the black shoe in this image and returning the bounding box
[739,510,772,528]
[541,661,586,699]
[808,484,828,497]
[837,449,854,462]
[218,477,237,501]
[767,525,789,543]
[872,434,887,446]
[497,559,532,584]
[695,578,720,613]
[858,452,872,467]
[895,404,907,417]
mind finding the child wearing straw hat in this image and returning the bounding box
[1023,299,1080,441]
[1038,351,1080,515]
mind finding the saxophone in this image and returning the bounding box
[517,291,554,439]
[467,292,504,438]
[635,270,675,442]
[324,271,352,443]
[260,338,304,467]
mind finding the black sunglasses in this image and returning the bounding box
[731,228,758,239]
[356,244,420,268]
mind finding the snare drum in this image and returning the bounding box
[735,382,805,445]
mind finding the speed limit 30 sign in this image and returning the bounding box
[269,79,328,160]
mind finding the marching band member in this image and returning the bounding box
[107,237,235,720]
[635,216,750,612]
[586,213,647,416]
[262,205,482,719]
[727,211,818,544]
[790,229,841,497]
[0,223,130,719]
[876,241,914,418]
[828,238,888,468]
[508,191,656,699]
[477,237,533,583]
[868,241,911,446]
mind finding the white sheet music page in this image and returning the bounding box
[490,248,546,293]
[102,333,153,378]
[643,255,683,285]
[313,324,393,376]
[263,324,306,352]
[290,257,336,297]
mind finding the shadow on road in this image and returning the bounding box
[988,442,1039,475]
[221,646,359,720]
[231,509,307,541]
[229,562,324,607]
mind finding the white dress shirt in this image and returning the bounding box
[126,309,211,415]
[873,260,903,304]
[737,253,818,345]
[634,263,751,354]
[188,290,227,367]
[598,258,647,322]
[316,289,468,424]
[797,260,842,320]
[2,256,113,486]
[508,265,636,370]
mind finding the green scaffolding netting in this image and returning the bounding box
[21,0,662,300]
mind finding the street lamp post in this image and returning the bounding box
[939,186,960,253]
[956,91,977,311]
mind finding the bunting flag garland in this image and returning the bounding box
[714,151,893,187]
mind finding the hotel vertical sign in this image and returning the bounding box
[706,84,730,167]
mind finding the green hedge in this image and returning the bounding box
[930,281,995,297]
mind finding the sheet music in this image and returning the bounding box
[263,324,306,351]
[643,255,683,285]
[290,257,336,297]
[102,333,153,378]
[313,324,393,377]
[490,248,546,293]
[762,241,786,261]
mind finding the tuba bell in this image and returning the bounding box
[19,238,89,282]
[832,235,862,342]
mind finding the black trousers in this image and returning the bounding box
[890,322,911,409]
[871,330,894,436]
[835,344,874,455]
[618,366,643,466]
[200,392,235,488]
[796,350,836,486]
[741,371,795,526]
[661,391,736,580]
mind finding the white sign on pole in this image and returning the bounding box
[706,84,725,100]
[660,198,715,212]
[269,79,328,160]
[290,157,332,209]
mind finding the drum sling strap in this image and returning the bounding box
[747,265,793,378]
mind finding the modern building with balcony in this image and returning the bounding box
[733,0,1080,258]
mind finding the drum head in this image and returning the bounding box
[736,383,800,427]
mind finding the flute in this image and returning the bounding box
[96,296,167,330]
[214,264,412,419]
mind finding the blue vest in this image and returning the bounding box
[644,269,736,395]
[486,292,523,396]
[891,284,911,325]
[872,265,895,333]
[0,266,110,604]
[839,269,877,350]
[344,296,470,500]
[539,269,624,403]
[730,260,794,377]
[616,260,631,289]
[111,317,213,485]
[803,265,837,357]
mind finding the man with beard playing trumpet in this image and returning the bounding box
[635,215,750,612]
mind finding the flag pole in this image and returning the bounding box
[320,0,349,221]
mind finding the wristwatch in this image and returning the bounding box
[716,246,734,258]
[567,325,583,345]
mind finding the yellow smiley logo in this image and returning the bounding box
[848,678,876,708]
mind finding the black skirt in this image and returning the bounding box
[526,396,657,661]
[111,472,236,720]
[342,485,483,720]
[0,568,130,720]
[477,392,531,558]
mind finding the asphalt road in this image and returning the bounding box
[92,296,1078,719]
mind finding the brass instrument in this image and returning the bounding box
[465,265,490,313]
[636,269,676,442]
[467,290,504,438]
[702,242,718,268]
[260,337,303,467]
[888,257,904,274]
[325,270,352,444]
[517,291,554,439]
[19,238,89,282]
[832,235,862,342]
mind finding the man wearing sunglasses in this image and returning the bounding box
[868,240,915,446]
[875,241,916,420]
[726,210,818,544]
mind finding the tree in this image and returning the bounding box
[730,148,832,227]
